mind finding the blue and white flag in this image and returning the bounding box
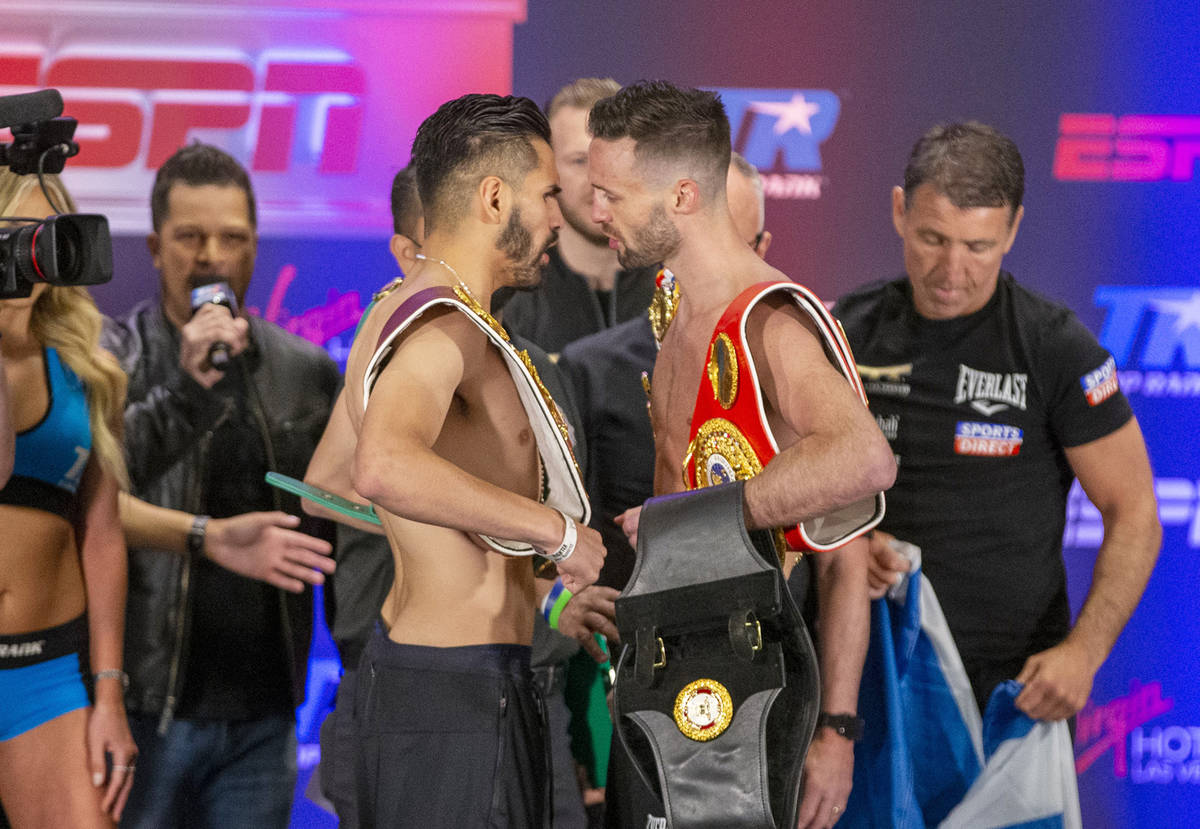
[842,558,1081,829]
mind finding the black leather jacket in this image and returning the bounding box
[102,300,339,729]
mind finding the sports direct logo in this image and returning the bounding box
[0,48,364,172]
[953,422,1023,456]
[1054,113,1200,181]
[1081,356,1120,406]
[713,88,841,200]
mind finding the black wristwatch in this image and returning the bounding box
[817,712,864,741]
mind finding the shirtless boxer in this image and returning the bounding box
[588,81,895,829]
[344,94,605,827]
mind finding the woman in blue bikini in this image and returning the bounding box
[0,170,136,826]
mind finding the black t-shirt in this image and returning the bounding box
[833,273,1132,680]
[502,247,656,357]
[177,368,291,720]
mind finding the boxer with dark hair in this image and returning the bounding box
[341,93,605,827]
[588,80,894,829]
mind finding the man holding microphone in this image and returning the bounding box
[102,143,339,829]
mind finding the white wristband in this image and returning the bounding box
[548,509,577,563]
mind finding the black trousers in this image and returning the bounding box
[354,630,548,828]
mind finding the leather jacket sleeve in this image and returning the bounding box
[101,303,229,491]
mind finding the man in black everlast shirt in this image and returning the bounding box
[833,122,1161,721]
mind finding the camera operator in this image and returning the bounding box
[101,143,339,829]
[0,170,137,827]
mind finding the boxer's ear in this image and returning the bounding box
[477,175,505,225]
[673,177,702,215]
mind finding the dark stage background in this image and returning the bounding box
[4,1,1198,826]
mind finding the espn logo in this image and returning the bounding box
[1054,114,1200,182]
[0,49,364,172]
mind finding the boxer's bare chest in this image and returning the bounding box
[649,309,723,495]
[436,343,540,502]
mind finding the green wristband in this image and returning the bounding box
[547,583,573,630]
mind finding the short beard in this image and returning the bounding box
[617,203,680,269]
[497,207,554,287]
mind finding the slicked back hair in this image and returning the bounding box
[588,80,731,200]
[390,164,421,238]
[903,122,1025,222]
[151,142,256,232]
[545,77,620,121]
[411,94,550,235]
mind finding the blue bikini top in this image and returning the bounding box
[0,347,93,519]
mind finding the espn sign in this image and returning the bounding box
[1054,114,1200,181]
[1,50,364,173]
[0,0,525,236]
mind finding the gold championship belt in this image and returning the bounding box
[683,281,885,553]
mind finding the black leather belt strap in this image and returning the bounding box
[612,481,821,829]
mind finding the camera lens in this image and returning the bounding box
[49,219,83,283]
[12,216,84,285]
[10,222,41,282]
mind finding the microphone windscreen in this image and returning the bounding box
[0,89,64,129]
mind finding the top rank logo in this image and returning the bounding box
[1095,287,1200,397]
[1054,113,1200,182]
[713,88,841,200]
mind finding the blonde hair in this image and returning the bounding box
[545,77,621,121]
[1,171,129,489]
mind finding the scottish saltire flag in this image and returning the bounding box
[842,560,1081,828]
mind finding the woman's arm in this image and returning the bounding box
[74,454,137,820]
[0,343,14,488]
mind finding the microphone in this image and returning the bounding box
[189,281,239,370]
[0,89,64,129]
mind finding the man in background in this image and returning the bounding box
[102,143,340,828]
[835,122,1160,724]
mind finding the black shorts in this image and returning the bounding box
[354,630,548,829]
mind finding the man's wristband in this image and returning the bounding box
[817,712,864,741]
[94,669,130,690]
[540,578,573,630]
[187,514,210,559]
[547,509,577,563]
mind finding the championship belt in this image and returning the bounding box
[683,281,884,554]
[362,286,589,551]
[611,480,820,829]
